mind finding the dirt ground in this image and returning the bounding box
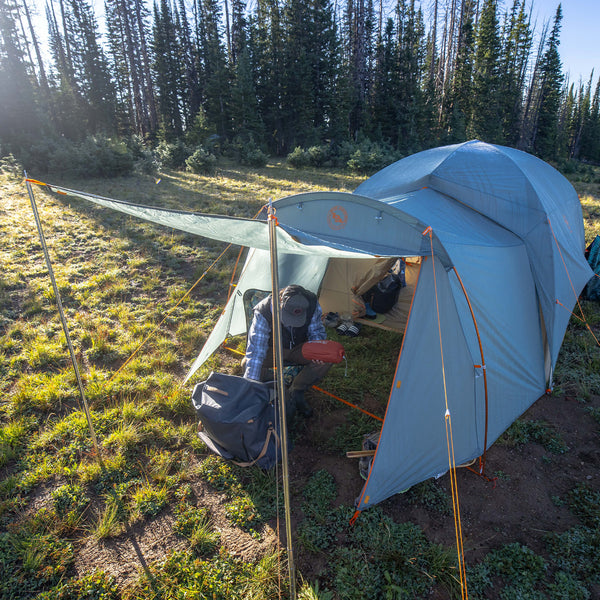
[290,387,600,597]
[70,385,600,597]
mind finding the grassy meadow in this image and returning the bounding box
[1,157,600,599]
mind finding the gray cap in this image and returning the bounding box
[280,291,309,327]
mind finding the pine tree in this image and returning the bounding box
[46,0,83,138]
[279,0,339,149]
[252,0,285,153]
[175,0,201,130]
[370,18,398,142]
[0,0,39,147]
[197,0,230,140]
[105,0,154,137]
[446,0,476,142]
[345,0,376,137]
[469,0,502,142]
[533,5,563,160]
[579,76,600,162]
[498,0,531,145]
[152,0,184,139]
[65,0,117,133]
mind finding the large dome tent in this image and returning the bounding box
[30,140,594,513]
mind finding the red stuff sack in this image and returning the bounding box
[301,340,345,363]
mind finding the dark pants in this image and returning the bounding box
[242,342,332,392]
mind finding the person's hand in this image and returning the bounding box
[311,359,325,365]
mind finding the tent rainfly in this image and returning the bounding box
[40,140,594,512]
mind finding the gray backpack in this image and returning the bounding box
[191,372,287,469]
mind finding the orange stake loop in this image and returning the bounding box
[25,178,48,186]
[429,233,469,600]
[311,385,383,422]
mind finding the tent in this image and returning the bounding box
[37,140,593,512]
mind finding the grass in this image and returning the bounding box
[0,160,599,599]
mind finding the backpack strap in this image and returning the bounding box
[232,425,279,468]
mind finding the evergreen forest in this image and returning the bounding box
[1,0,599,174]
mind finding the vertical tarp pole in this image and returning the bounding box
[268,200,296,599]
[25,175,103,466]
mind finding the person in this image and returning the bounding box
[242,284,332,418]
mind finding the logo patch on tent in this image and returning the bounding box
[327,205,348,230]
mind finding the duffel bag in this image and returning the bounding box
[191,372,288,469]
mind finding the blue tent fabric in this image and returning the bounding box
[45,141,594,511]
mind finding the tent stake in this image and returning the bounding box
[25,175,102,466]
[268,200,296,599]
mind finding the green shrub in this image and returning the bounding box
[186,146,217,174]
[21,135,134,178]
[547,571,591,600]
[52,483,90,519]
[287,146,310,168]
[500,419,568,454]
[224,494,260,532]
[198,455,240,493]
[546,526,600,583]
[567,483,600,528]
[155,140,193,169]
[302,469,336,518]
[173,504,219,555]
[241,146,268,168]
[306,145,328,167]
[36,571,119,600]
[78,136,135,177]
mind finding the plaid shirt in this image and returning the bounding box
[244,302,326,380]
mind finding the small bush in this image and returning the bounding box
[500,419,568,454]
[36,571,119,600]
[21,135,135,178]
[241,146,268,168]
[52,483,90,519]
[287,146,310,168]
[155,140,193,169]
[306,145,328,167]
[566,483,600,528]
[185,146,217,174]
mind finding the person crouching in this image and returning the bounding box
[242,285,332,418]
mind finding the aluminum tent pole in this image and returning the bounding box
[25,175,102,466]
[267,200,296,599]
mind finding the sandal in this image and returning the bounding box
[336,321,349,335]
[345,322,361,337]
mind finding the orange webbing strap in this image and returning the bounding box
[224,206,265,306]
[311,385,383,422]
[426,228,469,600]
[226,247,245,304]
[108,244,233,385]
[222,344,245,356]
[548,218,600,348]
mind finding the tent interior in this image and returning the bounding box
[318,255,421,334]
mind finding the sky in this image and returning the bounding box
[30,0,598,87]
[532,0,599,86]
